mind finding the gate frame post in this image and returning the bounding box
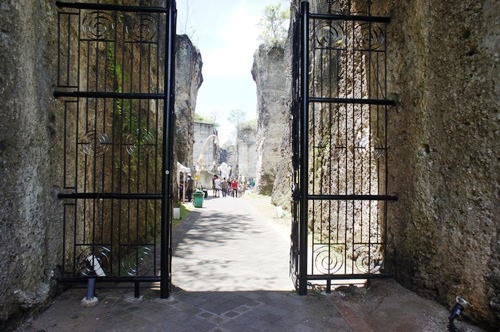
[160,0,177,299]
[298,0,310,296]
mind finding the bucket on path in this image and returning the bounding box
[193,190,204,208]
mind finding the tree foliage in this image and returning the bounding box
[177,0,198,43]
[227,109,246,127]
[257,4,290,48]
[240,119,257,129]
[194,113,218,126]
[226,109,247,143]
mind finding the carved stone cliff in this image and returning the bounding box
[252,45,288,196]
[371,0,499,328]
[174,34,203,170]
[0,1,61,328]
[173,34,203,201]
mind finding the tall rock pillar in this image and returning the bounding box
[252,45,287,196]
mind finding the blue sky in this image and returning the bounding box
[176,0,289,144]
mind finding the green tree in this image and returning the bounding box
[227,109,246,127]
[178,0,198,43]
[226,109,246,143]
[257,4,290,48]
[240,119,257,129]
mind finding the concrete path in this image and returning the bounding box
[172,193,292,292]
[15,193,486,332]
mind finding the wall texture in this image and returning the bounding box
[372,0,499,328]
[0,1,62,328]
[236,124,258,181]
[174,35,203,170]
[252,45,288,196]
[174,35,203,201]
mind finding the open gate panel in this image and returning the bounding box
[291,0,397,294]
[53,0,176,298]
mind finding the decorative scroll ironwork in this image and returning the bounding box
[80,130,110,157]
[314,22,345,46]
[122,246,155,276]
[78,245,111,276]
[125,13,159,42]
[313,20,386,51]
[125,129,155,156]
[353,22,386,50]
[353,245,383,273]
[313,245,344,274]
[55,0,176,298]
[290,0,397,295]
[80,11,159,42]
[81,11,115,40]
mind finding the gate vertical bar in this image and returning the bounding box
[161,0,176,299]
[298,0,310,295]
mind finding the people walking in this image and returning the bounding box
[221,177,228,197]
[212,175,218,197]
[214,176,222,198]
[231,178,238,197]
[186,174,194,202]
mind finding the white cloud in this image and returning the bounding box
[201,4,260,78]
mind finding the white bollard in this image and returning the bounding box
[173,208,181,219]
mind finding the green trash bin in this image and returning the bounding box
[193,190,204,208]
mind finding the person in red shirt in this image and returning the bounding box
[230,179,238,197]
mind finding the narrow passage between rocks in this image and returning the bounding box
[172,194,292,292]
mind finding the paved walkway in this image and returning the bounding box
[15,193,485,332]
[172,192,291,292]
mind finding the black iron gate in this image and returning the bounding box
[291,0,397,294]
[54,0,176,298]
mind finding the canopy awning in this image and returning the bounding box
[177,162,190,173]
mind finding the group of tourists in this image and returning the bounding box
[212,175,240,198]
[180,173,254,203]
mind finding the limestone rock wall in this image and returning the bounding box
[174,35,203,201]
[276,0,498,328]
[192,121,217,188]
[252,45,288,196]
[237,124,258,181]
[193,121,217,173]
[0,1,62,328]
[370,0,499,328]
[271,0,498,328]
[174,35,203,170]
